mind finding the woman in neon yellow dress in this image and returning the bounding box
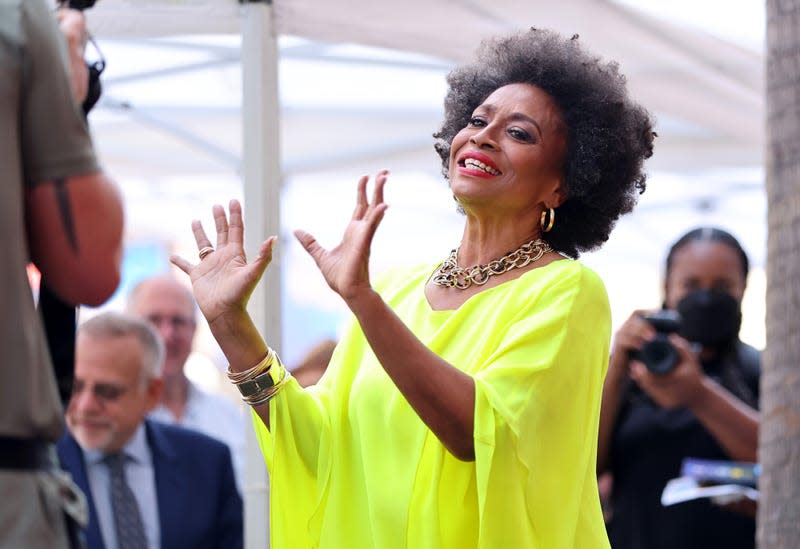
[173,29,655,548]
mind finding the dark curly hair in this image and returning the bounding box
[434,29,655,258]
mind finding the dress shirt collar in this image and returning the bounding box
[83,423,151,466]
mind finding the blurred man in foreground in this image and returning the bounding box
[0,3,123,547]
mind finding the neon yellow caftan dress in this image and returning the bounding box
[254,259,612,548]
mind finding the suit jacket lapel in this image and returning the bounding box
[146,420,186,548]
[56,433,106,549]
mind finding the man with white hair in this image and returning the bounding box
[126,274,245,490]
[57,312,243,549]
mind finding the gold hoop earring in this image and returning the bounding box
[540,207,555,233]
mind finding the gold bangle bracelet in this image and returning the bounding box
[226,348,275,384]
[243,376,290,406]
[240,355,288,406]
[242,375,290,406]
[236,361,284,398]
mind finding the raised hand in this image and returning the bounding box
[294,170,389,304]
[171,199,276,327]
[611,310,658,359]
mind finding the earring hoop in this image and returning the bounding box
[540,207,555,233]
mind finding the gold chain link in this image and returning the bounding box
[432,239,552,289]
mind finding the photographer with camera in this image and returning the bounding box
[597,227,759,549]
[1,1,123,547]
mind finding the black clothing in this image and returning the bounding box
[607,341,759,549]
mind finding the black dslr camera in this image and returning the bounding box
[631,310,682,375]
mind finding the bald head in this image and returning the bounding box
[127,274,197,378]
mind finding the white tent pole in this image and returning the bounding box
[241,2,281,548]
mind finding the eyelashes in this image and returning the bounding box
[466,117,536,143]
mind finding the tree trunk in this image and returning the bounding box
[758,1,800,547]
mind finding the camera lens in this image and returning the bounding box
[634,334,679,375]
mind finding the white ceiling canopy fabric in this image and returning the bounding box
[87,0,763,170]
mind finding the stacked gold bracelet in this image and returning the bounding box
[226,347,289,406]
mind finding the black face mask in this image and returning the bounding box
[676,289,742,347]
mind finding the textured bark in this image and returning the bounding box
[758,1,800,547]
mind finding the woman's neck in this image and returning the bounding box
[456,218,542,267]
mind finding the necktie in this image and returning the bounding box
[106,453,147,549]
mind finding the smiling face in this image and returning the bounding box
[66,332,162,453]
[448,83,567,220]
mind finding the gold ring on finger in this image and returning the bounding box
[198,246,215,260]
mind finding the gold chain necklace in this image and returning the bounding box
[431,238,553,289]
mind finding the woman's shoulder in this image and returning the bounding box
[516,258,607,296]
[500,260,610,330]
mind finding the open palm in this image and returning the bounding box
[295,171,389,303]
[171,200,275,327]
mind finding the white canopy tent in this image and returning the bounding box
[78,2,765,546]
[87,0,762,171]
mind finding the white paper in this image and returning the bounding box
[661,476,759,507]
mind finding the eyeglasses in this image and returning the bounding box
[71,379,133,403]
[145,314,195,330]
